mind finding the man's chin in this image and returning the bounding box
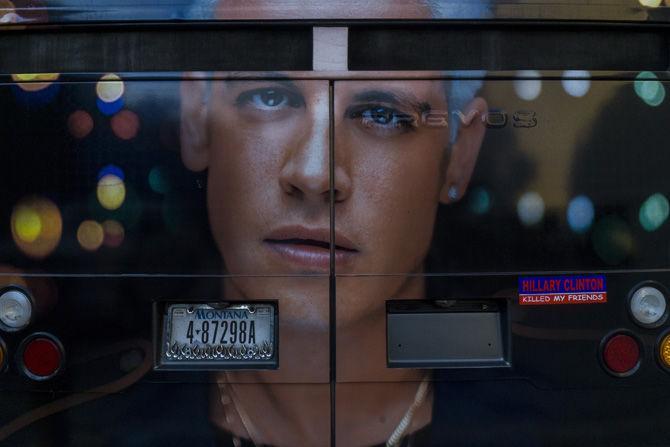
[222,275,330,325]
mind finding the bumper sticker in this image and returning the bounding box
[518,275,607,305]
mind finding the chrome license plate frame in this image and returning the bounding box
[155,302,278,370]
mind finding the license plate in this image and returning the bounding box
[157,303,278,370]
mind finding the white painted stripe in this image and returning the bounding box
[312,27,348,71]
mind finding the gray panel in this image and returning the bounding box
[387,312,505,368]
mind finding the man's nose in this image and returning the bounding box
[279,93,350,203]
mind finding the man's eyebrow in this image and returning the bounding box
[351,90,431,113]
[270,78,300,91]
[224,72,299,90]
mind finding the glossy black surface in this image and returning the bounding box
[2,71,670,445]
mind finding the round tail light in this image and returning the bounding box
[19,333,64,381]
[0,288,33,332]
[658,332,670,371]
[601,332,641,377]
[629,284,668,327]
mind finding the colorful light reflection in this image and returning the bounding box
[517,191,545,226]
[88,183,142,230]
[634,72,666,107]
[10,197,62,259]
[77,220,104,252]
[96,97,124,116]
[111,110,139,140]
[97,174,126,211]
[11,73,60,106]
[513,70,542,101]
[148,166,171,194]
[561,70,591,98]
[96,74,124,103]
[639,193,669,232]
[13,206,41,243]
[97,164,125,181]
[102,220,125,248]
[11,73,59,93]
[468,187,491,215]
[567,195,595,234]
[67,110,94,139]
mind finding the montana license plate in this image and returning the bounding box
[157,303,278,370]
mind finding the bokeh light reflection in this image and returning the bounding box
[148,166,171,194]
[561,70,591,98]
[513,70,542,101]
[11,73,60,106]
[88,182,142,230]
[77,220,104,252]
[10,197,62,259]
[634,72,666,107]
[97,174,126,211]
[567,195,595,233]
[639,0,662,7]
[102,220,125,248]
[639,193,669,232]
[67,110,93,139]
[592,216,633,265]
[467,186,491,215]
[11,73,59,92]
[517,191,545,226]
[96,74,124,103]
[97,164,125,181]
[13,206,41,243]
[96,97,124,116]
[111,110,139,140]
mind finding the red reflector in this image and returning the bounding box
[603,334,640,375]
[22,336,62,379]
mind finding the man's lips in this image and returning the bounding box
[263,226,358,270]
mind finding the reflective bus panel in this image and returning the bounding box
[2,44,670,447]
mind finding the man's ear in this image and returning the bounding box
[180,72,210,172]
[439,96,488,204]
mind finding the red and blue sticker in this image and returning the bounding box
[518,275,607,306]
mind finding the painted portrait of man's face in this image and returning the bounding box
[180,76,486,326]
[179,69,486,447]
[178,2,488,443]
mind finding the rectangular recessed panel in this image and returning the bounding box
[0,26,312,73]
[387,300,507,368]
[349,25,669,70]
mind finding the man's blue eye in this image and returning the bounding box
[257,89,285,107]
[236,87,303,110]
[364,107,395,125]
[356,106,415,130]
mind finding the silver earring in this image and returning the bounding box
[448,185,459,201]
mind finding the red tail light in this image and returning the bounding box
[602,333,641,376]
[19,333,64,381]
